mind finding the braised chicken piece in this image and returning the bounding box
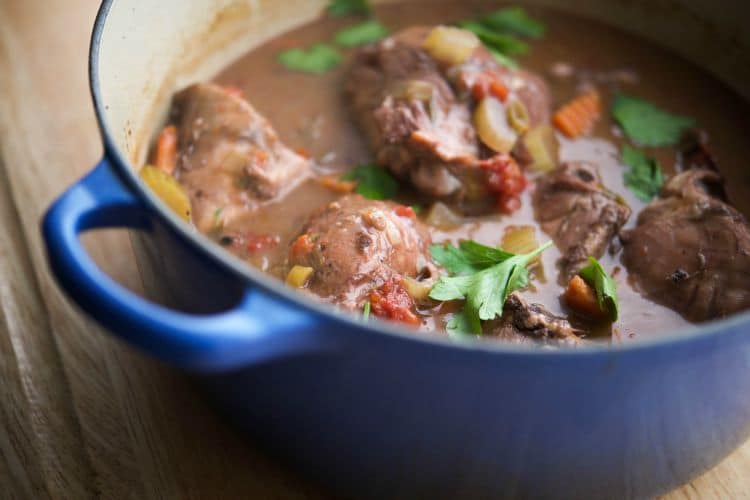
[287,195,435,320]
[533,162,631,283]
[487,293,582,346]
[345,26,550,214]
[622,169,750,321]
[171,83,310,232]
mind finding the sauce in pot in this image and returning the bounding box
[145,2,750,345]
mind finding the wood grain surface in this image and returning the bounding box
[0,1,748,498]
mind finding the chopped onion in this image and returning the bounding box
[474,96,517,153]
[393,80,434,102]
[403,276,434,303]
[286,265,314,288]
[507,98,531,134]
[424,202,463,230]
[501,226,538,256]
[520,124,559,173]
[423,26,480,66]
[139,165,192,222]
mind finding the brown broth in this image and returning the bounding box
[202,2,750,343]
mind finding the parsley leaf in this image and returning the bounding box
[578,257,619,322]
[362,301,371,322]
[328,0,370,17]
[481,7,546,38]
[431,243,479,275]
[430,240,513,275]
[335,20,389,47]
[611,94,694,146]
[340,163,398,200]
[278,44,343,74]
[446,309,476,339]
[430,241,552,334]
[621,146,664,201]
[458,21,528,56]
[489,48,519,69]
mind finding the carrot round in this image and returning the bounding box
[472,72,509,102]
[552,90,601,139]
[154,125,178,174]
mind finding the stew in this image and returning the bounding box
[142,1,750,346]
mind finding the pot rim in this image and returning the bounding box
[88,0,750,357]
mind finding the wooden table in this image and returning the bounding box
[1,1,748,498]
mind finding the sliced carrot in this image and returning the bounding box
[552,90,601,139]
[317,174,356,193]
[472,72,509,102]
[563,275,608,321]
[394,205,416,219]
[154,125,178,174]
[488,79,509,102]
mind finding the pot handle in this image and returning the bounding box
[42,158,332,373]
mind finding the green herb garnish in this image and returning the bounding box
[328,0,370,17]
[445,309,476,339]
[340,163,398,200]
[212,207,225,231]
[363,301,371,321]
[456,7,543,64]
[411,204,423,215]
[278,44,343,74]
[621,146,664,201]
[578,257,619,322]
[335,20,389,47]
[429,241,552,334]
[489,49,519,69]
[458,21,528,56]
[611,94,694,146]
[481,7,546,39]
[430,240,513,275]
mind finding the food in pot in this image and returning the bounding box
[287,194,435,313]
[533,161,631,283]
[621,169,750,321]
[169,83,311,232]
[141,2,750,345]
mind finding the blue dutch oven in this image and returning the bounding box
[41,0,750,497]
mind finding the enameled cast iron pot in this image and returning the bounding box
[42,1,750,498]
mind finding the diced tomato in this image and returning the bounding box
[369,276,421,326]
[472,71,509,102]
[291,234,315,258]
[480,154,527,214]
[394,205,416,219]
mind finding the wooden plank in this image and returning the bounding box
[0,1,322,499]
[0,0,747,498]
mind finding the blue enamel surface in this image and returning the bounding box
[41,154,750,498]
[42,159,332,372]
[36,0,750,496]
